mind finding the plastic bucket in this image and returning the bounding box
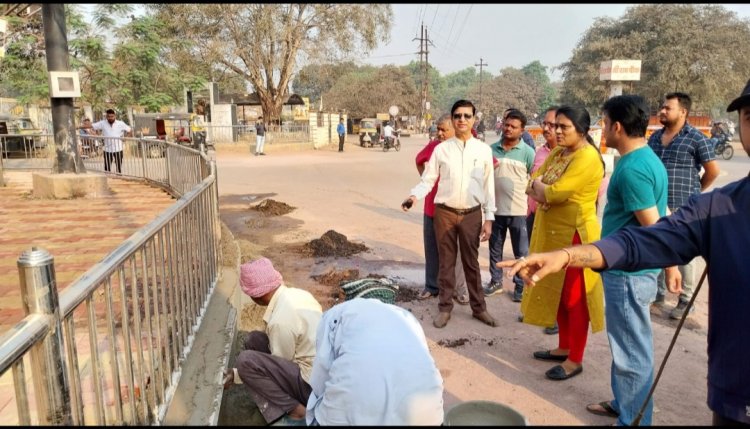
[443,400,528,426]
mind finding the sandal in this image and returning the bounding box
[453,293,469,305]
[417,290,437,300]
[586,401,619,418]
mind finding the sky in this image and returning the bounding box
[360,4,750,81]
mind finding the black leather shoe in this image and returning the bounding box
[533,350,568,362]
[545,364,583,381]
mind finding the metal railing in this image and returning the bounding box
[0,137,220,425]
[203,123,310,145]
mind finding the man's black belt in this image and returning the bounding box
[436,203,481,215]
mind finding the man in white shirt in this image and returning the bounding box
[383,122,395,147]
[222,257,322,425]
[306,280,444,426]
[402,99,497,329]
[85,109,132,173]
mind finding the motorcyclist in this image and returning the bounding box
[383,122,395,148]
[709,121,730,150]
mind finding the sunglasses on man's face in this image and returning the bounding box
[452,113,473,120]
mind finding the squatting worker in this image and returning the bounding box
[402,99,498,329]
[222,257,322,425]
[306,279,444,425]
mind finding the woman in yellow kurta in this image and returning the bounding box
[522,105,605,381]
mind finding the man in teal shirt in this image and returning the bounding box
[585,95,678,425]
[484,109,536,302]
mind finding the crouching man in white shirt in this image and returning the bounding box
[306,279,444,426]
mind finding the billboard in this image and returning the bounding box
[599,60,642,81]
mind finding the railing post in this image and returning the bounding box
[17,247,72,425]
[139,138,148,180]
[165,145,173,189]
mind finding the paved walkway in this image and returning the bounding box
[0,171,175,334]
[0,170,176,424]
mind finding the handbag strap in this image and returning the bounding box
[630,266,709,426]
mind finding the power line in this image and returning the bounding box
[448,5,473,55]
[444,5,459,55]
[430,4,439,29]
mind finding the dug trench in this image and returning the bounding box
[215,189,712,425]
[216,195,430,426]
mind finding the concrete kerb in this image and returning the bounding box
[162,222,240,425]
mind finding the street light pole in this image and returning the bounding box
[42,4,85,173]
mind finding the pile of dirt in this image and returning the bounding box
[303,230,368,257]
[311,268,360,287]
[438,338,471,348]
[396,287,421,303]
[250,199,295,216]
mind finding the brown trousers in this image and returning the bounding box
[235,331,311,424]
[433,205,487,314]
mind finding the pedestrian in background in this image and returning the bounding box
[255,116,267,156]
[337,118,346,152]
[80,109,131,174]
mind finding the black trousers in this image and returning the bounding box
[235,331,311,424]
[338,134,345,151]
[104,151,123,173]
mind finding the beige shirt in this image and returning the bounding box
[410,136,496,220]
[262,285,322,383]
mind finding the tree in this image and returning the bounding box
[292,61,358,105]
[149,4,392,122]
[0,12,48,103]
[559,4,750,113]
[322,65,418,118]
[433,67,479,116]
[468,67,543,126]
[521,60,558,114]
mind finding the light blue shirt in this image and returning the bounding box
[305,299,444,425]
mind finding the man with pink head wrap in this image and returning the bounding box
[223,257,322,425]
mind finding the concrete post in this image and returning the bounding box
[17,247,72,425]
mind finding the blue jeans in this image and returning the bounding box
[488,215,528,289]
[602,271,658,426]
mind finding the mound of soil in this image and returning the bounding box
[304,230,368,257]
[396,287,421,303]
[438,338,471,348]
[311,268,360,287]
[250,199,295,216]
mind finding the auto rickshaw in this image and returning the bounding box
[358,118,381,147]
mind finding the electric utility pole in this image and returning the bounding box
[42,4,85,173]
[413,23,433,132]
[475,57,488,115]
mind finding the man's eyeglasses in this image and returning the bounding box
[542,121,555,128]
[452,113,473,120]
